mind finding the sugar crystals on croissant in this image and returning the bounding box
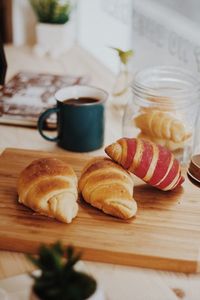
[78,157,137,219]
[105,138,184,191]
[18,157,78,223]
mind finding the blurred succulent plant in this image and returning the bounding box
[28,242,97,300]
[30,0,72,24]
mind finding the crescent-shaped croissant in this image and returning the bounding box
[137,132,185,152]
[134,110,190,143]
[78,157,137,219]
[18,158,78,223]
[105,138,184,191]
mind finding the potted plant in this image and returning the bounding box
[28,242,104,300]
[30,0,75,58]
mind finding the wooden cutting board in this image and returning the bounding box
[0,148,200,273]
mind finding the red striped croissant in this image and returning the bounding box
[105,138,184,191]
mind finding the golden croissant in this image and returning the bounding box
[18,157,78,223]
[138,132,185,152]
[78,157,137,219]
[105,138,184,191]
[134,110,190,143]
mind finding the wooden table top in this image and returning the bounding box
[0,45,200,300]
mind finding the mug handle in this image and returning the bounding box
[38,107,59,142]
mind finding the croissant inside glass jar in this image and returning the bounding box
[123,66,200,164]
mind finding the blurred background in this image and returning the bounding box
[1,0,200,74]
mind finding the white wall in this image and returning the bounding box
[77,0,132,74]
[12,0,36,46]
[131,0,200,74]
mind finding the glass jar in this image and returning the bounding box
[123,66,200,164]
[111,62,133,109]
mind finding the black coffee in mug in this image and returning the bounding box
[63,97,99,105]
[38,85,108,152]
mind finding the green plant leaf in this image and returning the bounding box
[65,246,82,269]
[110,47,134,65]
[52,241,64,256]
[39,245,62,271]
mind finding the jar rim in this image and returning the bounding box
[131,66,200,107]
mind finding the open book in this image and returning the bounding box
[0,71,88,128]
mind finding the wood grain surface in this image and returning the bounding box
[0,148,200,273]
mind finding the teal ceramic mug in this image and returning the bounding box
[38,85,108,152]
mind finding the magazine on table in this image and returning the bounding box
[0,71,89,128]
